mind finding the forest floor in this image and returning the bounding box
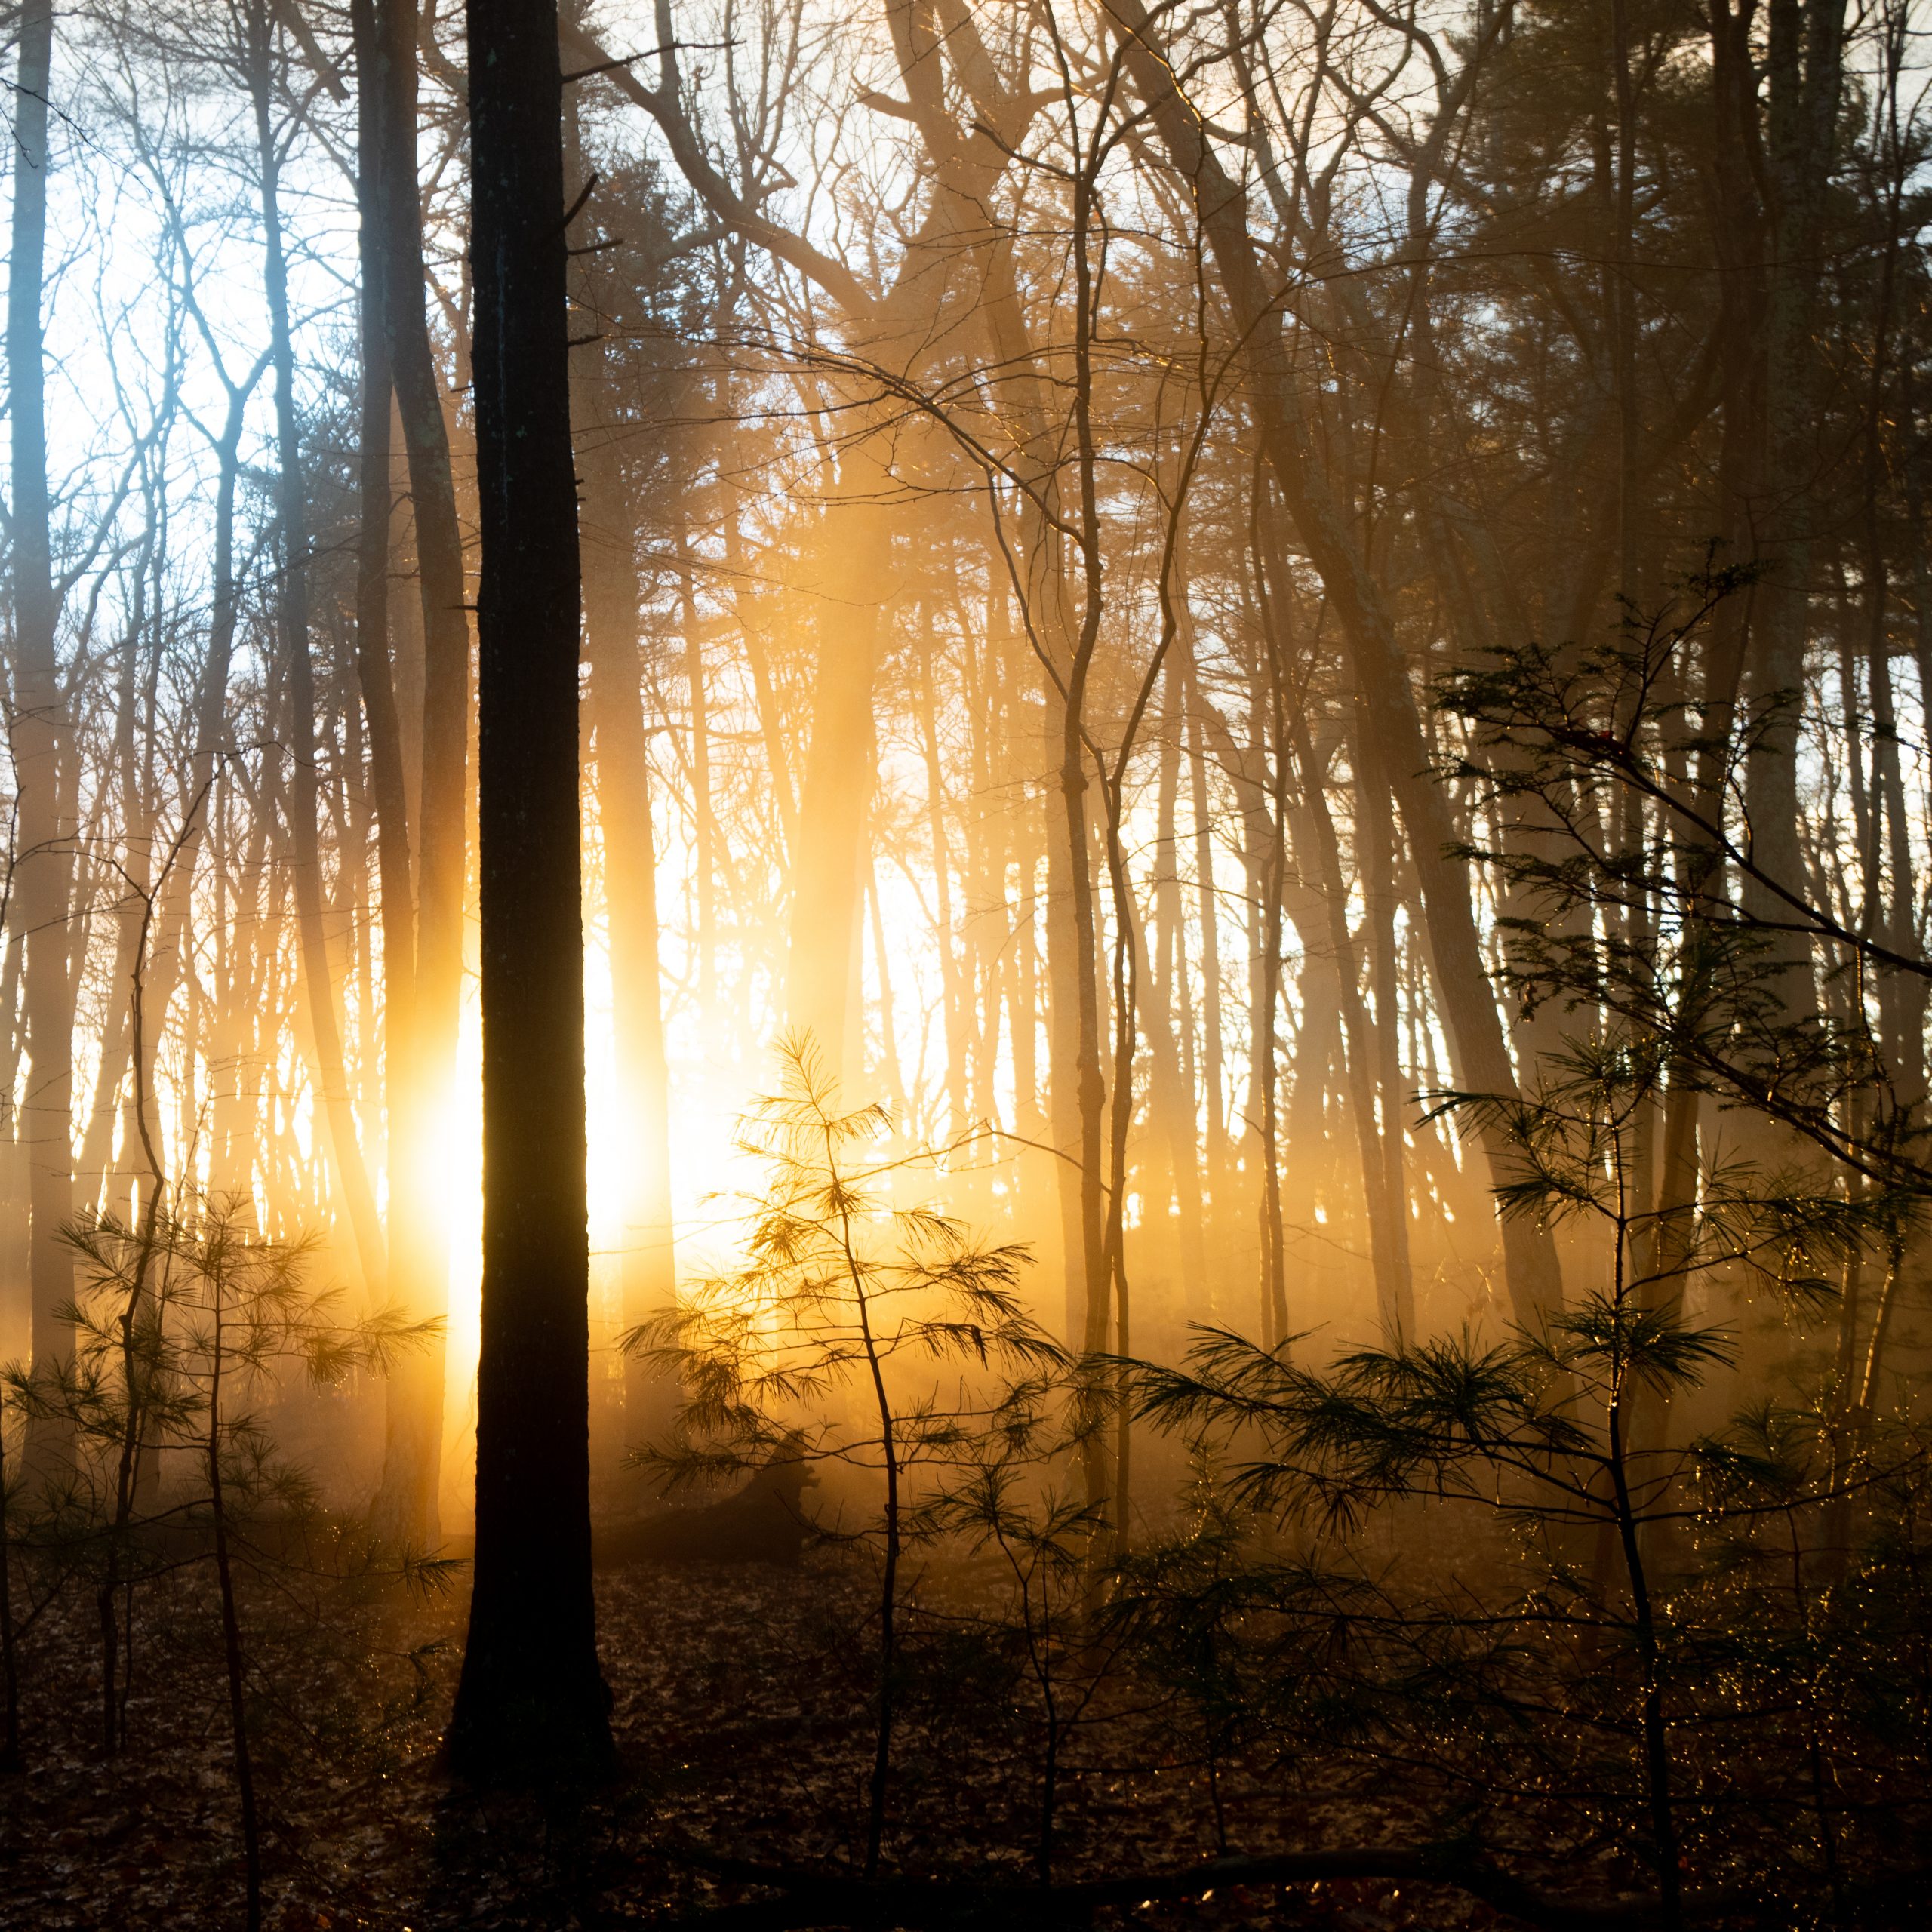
[0,1549,1651,1932]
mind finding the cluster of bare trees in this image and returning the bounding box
[4,0,1928,1562]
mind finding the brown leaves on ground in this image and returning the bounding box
[0,1554,1525,1931]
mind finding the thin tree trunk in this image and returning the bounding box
[1287,706,1409,1343]
[79,636,152,1206]
[246,0,386,1297]
[205,1269,263,1932]
[0,1375,17,1770]
[375,0,467,1545]
[786,463,888,1086]
[9,0,78,1465]
[568,203,678,1463]
[678,529,716,1017]
[1350,706,1417,1340]
[349,0,414,1131]
[1149,665,1208,1317]
[918,616,971,1141]
[1185,659,1229,1287]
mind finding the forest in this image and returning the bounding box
[0,0,1928,1926]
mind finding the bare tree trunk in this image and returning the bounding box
[245,0,386,1297]
[374,0,469,1543]
[1146,666,1208,1321]
[1287,703,1411,1344]
[1743,0,1847,1014]
[349,0,435,1549]
[79,631,152,1208]
[1351,707,1416,1341]
[785,464,888,1087]
[565,152,678,1460]
[1185,656,1229,1298]
[1253,730,1289,1352]
[447,0,612,1778]
[918,613,971,1142]
[677,530,716,1018]
[8,0,78,1464]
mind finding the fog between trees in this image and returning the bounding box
[2,0,1930,1926]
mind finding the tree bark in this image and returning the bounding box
[447,0,613,1778]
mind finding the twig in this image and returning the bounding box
[645,1838,1741,1930]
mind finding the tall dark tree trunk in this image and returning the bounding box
[1744,0,1847,996]
[448,0,613,1779]
[8,0,77,1463]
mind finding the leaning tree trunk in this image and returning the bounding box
[446,0,613,1780]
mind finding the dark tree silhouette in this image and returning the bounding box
[445,0,613,1780]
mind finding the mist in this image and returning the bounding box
[0,2,1927,1928]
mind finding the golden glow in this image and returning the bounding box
[434,912,777,1530]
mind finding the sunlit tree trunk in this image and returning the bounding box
[1287,699,1411,1344]
[81,627,153,1213]
[368,0,468,1544]
[347,0,433,1546]
[1041,678,1092,1351]
[564,140,678,1457]
[1146,663,1207,1320]
[917,609,971,1143]
[1185,655,1229,1303]
[677,530,717,1020]
[245,0,386,1297]
[786,465,888,1087]
[8,0,78,1463]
